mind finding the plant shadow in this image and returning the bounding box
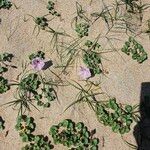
[42,60,53,70]
[134,82,150,150]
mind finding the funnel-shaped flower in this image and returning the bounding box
[31,57,45,71]
[78,66,91,79]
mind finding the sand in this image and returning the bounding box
[0,0,150,149]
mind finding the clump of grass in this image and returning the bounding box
[75,2,91,23]
[121,36,148,63]
[113,0,150,34]
[91,1,114,34]
[25,14,67,55]
[57,38,83,73]
[64,81,139,135]
[4,72,58,115]
[23,0,66,56]
[2,51,61,115]
[90,0,150,36]
[108,1,138,35]
[121,0,150,15]
[120,0,150,28]
[57,34,106,75]
[121,0,138,13]
[64,80,102,112]
[3,73,40,115]
[49,119,99,150]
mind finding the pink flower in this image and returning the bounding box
[78,66,91,79]
[31,57,45,71]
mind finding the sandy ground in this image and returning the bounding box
[0,0,150,149]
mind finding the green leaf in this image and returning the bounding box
[84,131,90,138]
[81,137,89,145]
[91,138,99,146]
[125,105,133,112]
[112,123,120,133]
[126,119,132,126]
[43,102,50,108]
[119,127,126,135]
[76,122,84,130]
[62,119,69,127]
[50,125,58,135]
[90,146,98,150]
[22,134,29,142]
